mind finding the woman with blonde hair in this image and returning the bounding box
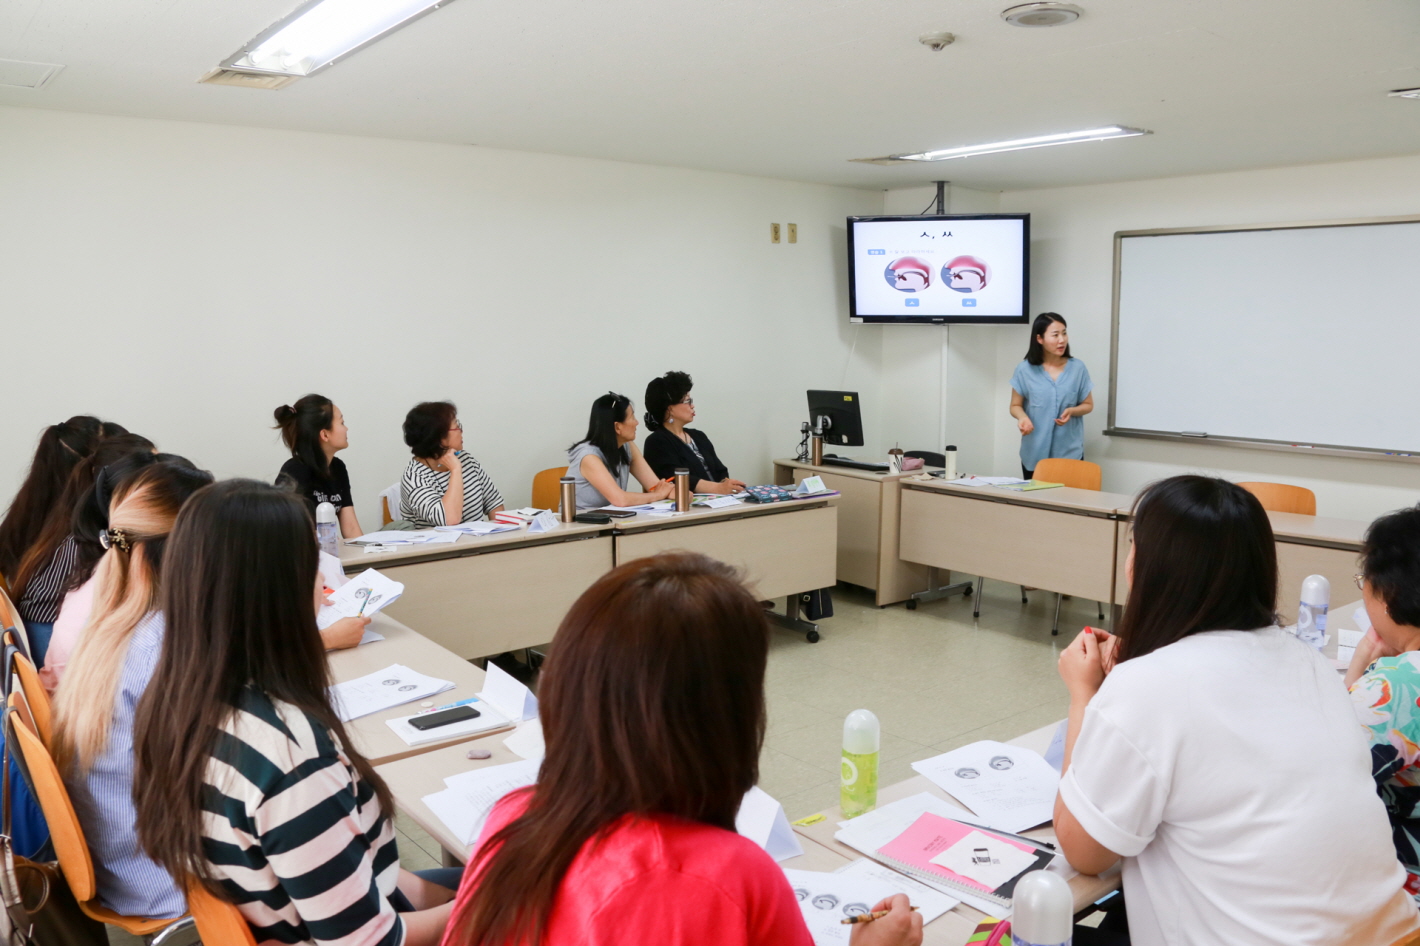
[53,458,213,918]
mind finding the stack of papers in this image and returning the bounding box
[386,698,511,747]
[329,664,455,721]
[348,530,435,546]
[783,858,957,944]
[910,741,1059,833]
[951,476,1030,489]
[423,758,542,847]
[700,495,743,509]
[317,569,404,630]
[436,521,520,536]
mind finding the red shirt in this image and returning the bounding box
[440,790,813,946]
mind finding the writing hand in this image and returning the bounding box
[850,894,922,946]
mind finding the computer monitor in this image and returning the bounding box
[807,390,864,447]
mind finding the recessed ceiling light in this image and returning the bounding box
[0,58,64,90]
[217,0,458,80]
[853,126,1149,164]
[1389,88,1420,100]
[1001,3,1083,27]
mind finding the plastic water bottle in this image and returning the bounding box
[1012,870,1073,946]
[315,502,340,558]
[1297,574,1330,650]
[840,709,880,819]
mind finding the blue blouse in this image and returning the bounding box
[1010,358,1094,471]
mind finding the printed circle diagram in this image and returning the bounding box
[954,766,981,779]
[885,256,933,292]
[989,755,1015,771]
[943,255,990,293]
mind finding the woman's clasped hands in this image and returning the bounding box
[1057,626,1119,704]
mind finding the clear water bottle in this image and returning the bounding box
[1012,869,1073,946]
[841,709,880,819]
[1297,574,1330,650]
[315,502,340,558]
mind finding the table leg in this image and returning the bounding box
[905,567,973,610]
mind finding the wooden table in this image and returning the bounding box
[774,459,934,606]
[337,521,614,660]
[613,497,838,640]
[327,611,512,765]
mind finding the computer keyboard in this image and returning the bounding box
[820,455,890,472]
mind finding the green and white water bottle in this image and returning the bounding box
[840,709,880,819]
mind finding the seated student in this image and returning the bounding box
[134,480,455,946]
[51,459,214,918]
[1052,475,1418,946]
[10,433,153,665]
[567,392,675,510]
[441,552,920,946]
[0,416,104,590]
[400,401,504,527]
[1345,504,1420,903]
[274,394,365,538]
[642,371,747,495]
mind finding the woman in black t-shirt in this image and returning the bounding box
[273,394,364,538]
[641,372,746,495]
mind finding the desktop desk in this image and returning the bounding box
[1267,512,1365,624]
[613,498,838,639]
[774,459,933,606]
[338,522,614,661]
[326,612,511,765]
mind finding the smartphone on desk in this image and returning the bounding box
[602,510,638,518]
[408,705,481,731]
[574,512,612,524]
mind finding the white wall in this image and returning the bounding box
[884,153,1420,521]
[0,105,884,525]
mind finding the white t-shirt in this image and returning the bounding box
[1060,626,1419,946]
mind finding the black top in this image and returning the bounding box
[643,428,729,488]
[276,457,354,514]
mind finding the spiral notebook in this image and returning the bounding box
[875,812,1054,910]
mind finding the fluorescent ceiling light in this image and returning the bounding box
[1389,88,1420,100]
[221,0,457,79]
[887,126,1150,162]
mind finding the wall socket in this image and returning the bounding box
[770,223,781,244]
[787,223,798,244]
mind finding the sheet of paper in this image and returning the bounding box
[503,718,545,760]
[329,664,455,721]
[1355,606,1373,632]
[911,742,1059,833]
[476,661,539,721]
[317,569,405,630]
[783,858,957,945]
[435,521,519,535]
[736,786,804,861]
[442,758,542,846]
[385,700,510,747]
[421,788,482,848]
[702,496,743,509]
[348,530,433,545]
[950,476,1029,488]
[318,551,348,589]
[411,529,462,544]
[526,511,560,534]
[929,829,1040,890]
[834,858,958,923]
[1044,719,1067,773]
[359,627,385,645]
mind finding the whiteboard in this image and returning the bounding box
[1109,217,1420,459]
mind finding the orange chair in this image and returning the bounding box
[0,584,32,660]
[5,634,52,746]
[1034,457,1103,492]
[186,882,257,945]
[532,466,569,512]
[6,698,194,941]
[1238,481,1316,516]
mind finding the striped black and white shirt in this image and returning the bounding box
[202,689,403,946]
[398,454,504,528]
[18,534,78,625]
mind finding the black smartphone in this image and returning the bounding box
[602,510,638,518]
[408,705,481,731]
[574,512,612,523]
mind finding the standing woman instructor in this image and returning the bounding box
[1010,312,1094,479]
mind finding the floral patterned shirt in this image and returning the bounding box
[1351,654,1420,890]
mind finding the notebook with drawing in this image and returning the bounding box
[875,812,1055,910]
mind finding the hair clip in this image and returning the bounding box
[99,528,131,552]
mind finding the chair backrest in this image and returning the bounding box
[8,645,52,746]
[904,451,946,468]
[0,586,31,660]
[186,883,258,946]
[379,482,401,526]
[1238,481,1316,516]
[1033,458,1102,491]
[532,466,569,511]
[6,698,97,903]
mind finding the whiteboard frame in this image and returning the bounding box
[1105,212,1420,465]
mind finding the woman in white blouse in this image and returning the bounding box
[398,401,504,527]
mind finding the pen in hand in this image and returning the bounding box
[840,905,919,925]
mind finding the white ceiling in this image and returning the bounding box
[3,0,1419,191]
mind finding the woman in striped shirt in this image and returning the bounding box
[134,480,455,946]
[399,401,504,527]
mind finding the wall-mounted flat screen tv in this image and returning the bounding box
[847,214,1029,324]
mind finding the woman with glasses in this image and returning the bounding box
[642,371,746,495]
[1345,505,1420,904]
[399,401,504,527]
[567,392,674,511]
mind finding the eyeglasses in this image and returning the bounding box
[1354,574,1366,591]
[678,397,694,407]
[450,421,463,432]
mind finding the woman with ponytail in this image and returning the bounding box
[0,416,103,588]
[52,458,213,918]
[274,394,364,538]
[641,371,744,494]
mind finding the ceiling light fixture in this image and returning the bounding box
[1389,88,1420,100]
[218,0,457,80]
[1001,3,1083,27]
[882,125,1149,163]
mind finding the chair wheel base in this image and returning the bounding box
[906,600,917,610]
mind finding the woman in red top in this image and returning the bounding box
[441,553,920,946]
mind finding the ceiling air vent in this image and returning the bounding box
[198,68,300,90]
[0,59,65,90]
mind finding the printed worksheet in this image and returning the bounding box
[329,664,454,721]
[911,741,1059,833]
[783,858,956,944]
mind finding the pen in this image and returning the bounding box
[414,697,481,715]
[840,906,919,925]
[356,597,370,618]
[952,819,1057,851]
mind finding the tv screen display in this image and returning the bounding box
[847,214,1029,324]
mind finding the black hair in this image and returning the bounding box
[403,401,457,461]
[643,371,693,431]
[1115,475,1277,663]
[70,453,206,590]
[0,416,104,581]
[1361,505,1420,628]
[1025,312,1070,366]
[273,395,337,480]
[570,392,633,477]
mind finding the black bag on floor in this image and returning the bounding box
[802,588,834,621]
